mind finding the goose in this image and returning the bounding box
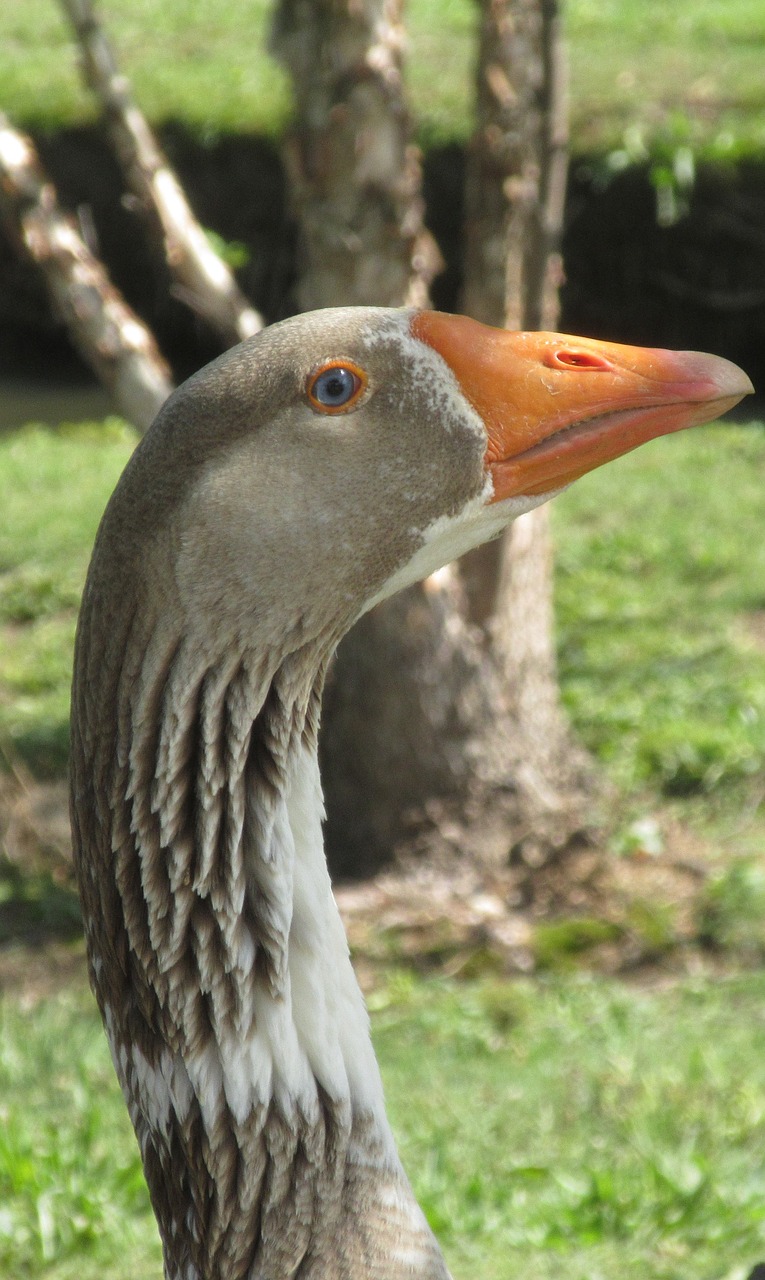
[70,306,752,1280]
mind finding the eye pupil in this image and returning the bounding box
[322,372,350,402]
[311,365,359,407]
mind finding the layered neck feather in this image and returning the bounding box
[72,600,450,1279]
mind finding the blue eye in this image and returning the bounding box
[314,368,356,405]
[307,362,366,413]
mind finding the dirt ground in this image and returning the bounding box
[3,763,749,1006]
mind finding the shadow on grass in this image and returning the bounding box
[0,857,82,947]
[6,722,71,779]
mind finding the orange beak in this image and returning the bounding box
[411,311,754,500]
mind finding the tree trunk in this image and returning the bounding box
[275,0,595,880]
[462,0,568,333]
[521,0,568,332]
[462,0,594,870]
[273,0,448,878]
[271,0,440,310]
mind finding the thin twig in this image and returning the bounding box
[0,113,173,430]
[60,0,263,346]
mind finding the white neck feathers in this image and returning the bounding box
[77,622,450,1279]
[285,744,392,1123]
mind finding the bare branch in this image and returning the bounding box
[59,0,263,346]
[0,114,173,431]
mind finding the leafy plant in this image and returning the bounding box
[532,917,623,970]
[697,860,765,959]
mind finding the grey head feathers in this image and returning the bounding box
[70,306,522,1280]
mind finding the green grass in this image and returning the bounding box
[380,972,765,1279]
[1,0,764,152]
[552,424,765,804]
[0,0,290,140]
[1,969,764,1279]
[565,0,765,156]
[0,419,136,773]
[3,417,764,821]
[0,982,161,1279]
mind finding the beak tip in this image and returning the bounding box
[679,350,754,402]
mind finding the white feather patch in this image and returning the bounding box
[358,308,560,610]
[286,746,392,1133]
[359,308,480,438]
[366,480,551,612]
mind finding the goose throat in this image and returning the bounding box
[76,615,449,1280]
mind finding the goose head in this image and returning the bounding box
[93,307,749,650]
[70,307,752,1280]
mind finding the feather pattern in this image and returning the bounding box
[70,306,508,1279]
[74,598,450,1279]
[70,305,753,1279]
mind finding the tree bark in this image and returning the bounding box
[522,0,568,332]
[274,0,595,880]
[59,0,263,346]
[271,0,440,310]
[0,114,172,431]
[494,0,569,798]
[462,0,568,332]
[461,0,593,869]
[273,0,450,877]
[462,0,539,330]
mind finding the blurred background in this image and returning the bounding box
[0,4,764,1278]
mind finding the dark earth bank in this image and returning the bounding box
[1,125,764,396]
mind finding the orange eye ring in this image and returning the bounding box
[306,360,368,414]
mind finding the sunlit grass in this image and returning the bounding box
[1,0,764,152]
[0,420,136,772]
[0,983,162,1279]
[1,970,764,1279]
[553,423,765,803]
[380,971,765,1279]
[2,418,764,811]
[565,0,765,154]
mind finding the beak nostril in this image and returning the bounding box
[547,349,614,371]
